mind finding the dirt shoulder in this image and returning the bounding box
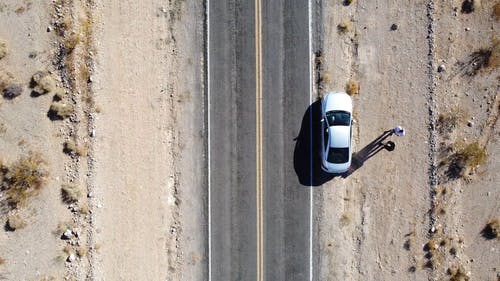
[1,0,206,280]
[90,0,206,280]
[317,0,498,280]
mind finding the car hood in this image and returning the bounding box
[325,92,353,113]
[329,125,350,148]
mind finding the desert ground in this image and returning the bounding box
[0,0,498,280]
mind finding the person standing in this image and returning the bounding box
[393,126,405,137]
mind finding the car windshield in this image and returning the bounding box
[325,110,350,126]
[327,147,349,164]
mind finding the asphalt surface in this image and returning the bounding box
[209,0,312,280]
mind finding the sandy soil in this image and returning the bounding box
[0,0,497,280]
[1,0,205,280]
[317,0,499,280]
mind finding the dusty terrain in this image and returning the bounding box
[0,0,498,281]
[317,0,499,280]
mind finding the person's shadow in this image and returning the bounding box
[293,101,395,185]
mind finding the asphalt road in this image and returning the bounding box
[209,0,312,280]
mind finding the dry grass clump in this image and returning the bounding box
[447,265,469,281]
[481,219,499,239]
[6,212,27,231]
[0,39,7,59]
[437,107,468,135]
[31,71,56,95]
[0,71,14,91]
[346,79,359,95]
[63,140,87,156]
[0,152,48,210]
[61,183,83,203]
[337,19,353,33]
[49,101,74,120]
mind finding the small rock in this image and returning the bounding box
[437,64,446,72]
[67,253,76,262]
[467,121,474,127]
[390,24,398,31]
[62,229,73,240]
[47,26,52,32]
[90,129,95,137]
[431,226,436,233]
[465,27,470,31]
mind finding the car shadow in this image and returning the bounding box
[293,100,335,186]
[294,101,396,185]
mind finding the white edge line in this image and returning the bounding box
[206,0,212,280]
[308,1,313,281]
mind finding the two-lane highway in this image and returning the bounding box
[208,0,313,280]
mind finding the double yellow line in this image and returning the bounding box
[254,0,264,280]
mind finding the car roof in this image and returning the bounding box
[329,126,350,148]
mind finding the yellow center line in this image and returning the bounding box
[255,0,263,280]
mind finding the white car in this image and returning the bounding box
[320,91,353,173]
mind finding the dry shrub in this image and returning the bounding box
[437,107,468,135]
[64,33,80,54]
[0,152,48,210]
[448,265,469,281]
[461,0,475,14]
[0,39,7,59]
[340,214,351,226]
[61,183,82,203]
[337,19,353,33]
[31,71,56,95]
[488,37,499,69]
[442,141,486,179]
[0,71,14,91]
[6,212,27,231]
[49,101,74,120]
[494,2,500,20]
[2,83,23,99]
[77,246,88,258]
[346,79,359,95]
[481,219,499,239]
[63,140,87,156]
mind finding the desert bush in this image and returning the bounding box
[346,79,359,95]
[61,183,82,203]
[436,107,467,135]
[442,141,486,179]
[448,265,469,281]
[481,219,499,239]
[31,71,56,96]
[77,246,88,258]
[0,152,48,210]
[337,19,353,33]
[6,212,27,231]
[49,101,74,120]
[2,83,23,99]
[461,0,475,13]
[488,38,499,70]
[0,39,7,59]
[64,33,80,54]
[494,2,500,20]
[63,140,86,156]
[0,71,14,91]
